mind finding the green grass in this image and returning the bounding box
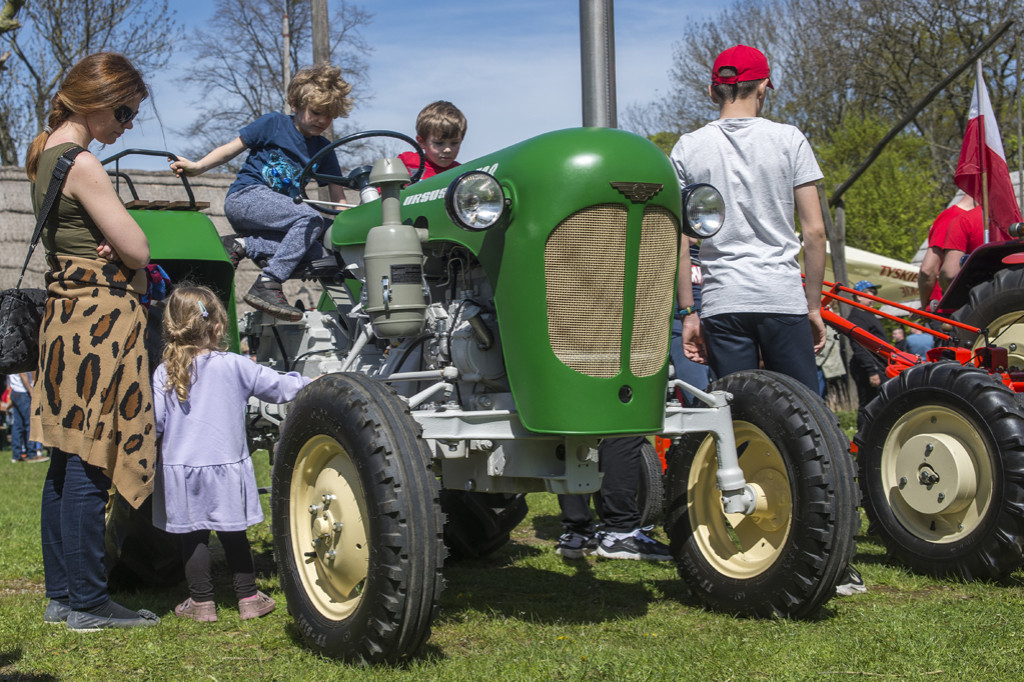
[3,448,1024,680]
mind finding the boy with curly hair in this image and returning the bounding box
[171,63,353,321]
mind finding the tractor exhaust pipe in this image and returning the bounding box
[579,0,617,128]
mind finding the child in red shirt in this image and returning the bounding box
[399,100,466,180]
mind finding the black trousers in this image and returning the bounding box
[558,436,644,534]
[179,529,257,602]
[851,369,880,430]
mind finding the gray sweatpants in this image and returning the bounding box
[224,184,329,282]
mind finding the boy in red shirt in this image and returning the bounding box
[399,100,466,180]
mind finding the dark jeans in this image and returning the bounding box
[701,312,820,393]
[179,529,257,602]
[558,436,644,534]
[41,448,112,610]
[10,390,41,458]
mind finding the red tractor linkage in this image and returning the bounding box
[820,276,1024,581]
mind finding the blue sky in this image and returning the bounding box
[110,1,728,169]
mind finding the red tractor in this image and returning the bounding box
[821,246,1024,582]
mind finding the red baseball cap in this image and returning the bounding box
[711,45,774,89]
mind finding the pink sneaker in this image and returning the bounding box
[238,591,275,620]
[174,598,217,622]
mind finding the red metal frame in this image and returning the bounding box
[820,280,1022,391]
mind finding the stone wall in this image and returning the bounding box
[0,166,329,310]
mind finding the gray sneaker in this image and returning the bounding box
[835,565,867,596]
[555,530,598,559]
[596,528,672,561]
[44,599,72,624]
[221,234,247,269]
[244,277,303,322]
[66,605,161,632]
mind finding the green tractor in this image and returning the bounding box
[107,128,857,664]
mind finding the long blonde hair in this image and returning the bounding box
[161,285,229,402]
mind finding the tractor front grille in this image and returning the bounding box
[632,206,678,377]
[544,204,677,378]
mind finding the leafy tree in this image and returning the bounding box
[178,0,373,168]
[816,113,944,262]
[0,0,181,165]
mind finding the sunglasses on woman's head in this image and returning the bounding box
[113,105,137,124]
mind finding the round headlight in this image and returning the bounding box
[445,171,506,231]
[680,183,725,239]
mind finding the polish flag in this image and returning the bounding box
[955,69,1023,239]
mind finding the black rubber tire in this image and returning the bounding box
[854,361,1024,580]
[951,266,1024,369]
[104,495,184,589]
[272,373,444,664]
[664,370,859,619]
[637,439,666,528]
[440,491,529,560]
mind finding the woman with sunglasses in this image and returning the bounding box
[24,52,160,631]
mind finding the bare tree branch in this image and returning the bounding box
[178,0,373,168]
[0,0,182,165]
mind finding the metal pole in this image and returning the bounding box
[282,13,291,113]
[579,0,617,128]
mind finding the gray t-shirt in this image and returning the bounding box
[670,117,823,317]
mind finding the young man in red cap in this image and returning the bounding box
[670,44,826,392]
[670,45,866,596]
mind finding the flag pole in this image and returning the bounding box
[978,61,991,243]
[1017,26,1023,215]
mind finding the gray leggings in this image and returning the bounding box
[224,183,329,282]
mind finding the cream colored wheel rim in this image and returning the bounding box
[882,405,993,543]
[687,422,792,579]
[972,311,1024,369]
[289,434,370,619]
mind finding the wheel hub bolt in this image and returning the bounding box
[899,477,908,488]
[937,492,945,502]
[333,522,344,532]
[308,504,321,515]
[918,468,939,485]
[322,494,336,505]
[326,550,336,559]
[924,443,933,456]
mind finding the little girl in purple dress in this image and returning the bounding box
[151,284,311,622]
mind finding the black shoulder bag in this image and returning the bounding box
[0,146,86,374]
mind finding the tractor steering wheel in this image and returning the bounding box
[296,130,426,215]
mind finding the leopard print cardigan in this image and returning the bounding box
[31,255,156,508]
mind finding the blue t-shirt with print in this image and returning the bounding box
[227,112,342,197]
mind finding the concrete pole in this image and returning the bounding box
[579,0,617,128]
[311,0,332,198]
[311,0,329,67]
